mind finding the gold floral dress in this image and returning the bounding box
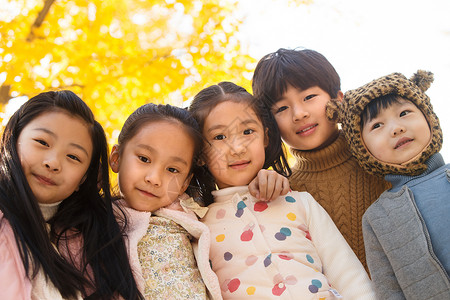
[137,216,207,299]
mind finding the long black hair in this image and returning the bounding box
[188,82,291,205]
[0,90,142,299]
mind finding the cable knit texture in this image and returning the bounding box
[289,133,390,269]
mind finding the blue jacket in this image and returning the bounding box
[362,153,450,300]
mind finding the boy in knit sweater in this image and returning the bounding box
[327,70,450,299]
[252,48,389,269]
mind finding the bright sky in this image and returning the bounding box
[2,0,449,160]
[237,0,450,161]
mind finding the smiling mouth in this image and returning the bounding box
[229,161,250,169]
[395,138,414,149]
[296,124,317,135]
[138,189,158,198]
[34,174,56,185]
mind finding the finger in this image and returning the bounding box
[268,177,283,201]
[281,177,290,195]
[265,173,277,201]
[258,172,268,201]
[248,177,260,199]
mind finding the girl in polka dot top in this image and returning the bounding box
[189,82,376,300]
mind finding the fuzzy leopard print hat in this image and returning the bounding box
[326,70,442,177]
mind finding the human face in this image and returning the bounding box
[17,111,93,204]
[202,101,267,189]
[272,85,341,150]
[110,121,194,212]
[362,99,431,164]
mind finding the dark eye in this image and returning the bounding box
[274,106,288,114]
[243,129,254,135]
[167,167,179,174]
[67,154,81,162]
[138,156,150,163]
[213,134,226,140]
[400,110,410,117]
[35,139,49,147]
[305,94,316,101]
[372,123,381,130]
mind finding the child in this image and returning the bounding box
[109,102,288,300]
[252,48,390,268]
[188,81,376,299]
[109,103,223,299]
[327,70,450,299]
[0,90,142,299]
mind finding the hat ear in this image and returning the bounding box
[410,70,434,92]
[325,98,343,122]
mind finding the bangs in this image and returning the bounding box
[361,94,403,127]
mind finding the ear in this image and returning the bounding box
[197,141,212,167]
[197,157,206,167]
[109,144,121,173]
[336,90,344,101]
[181,173,194,194]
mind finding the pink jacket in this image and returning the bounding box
[0,211,83,300]
[0,211,32,300]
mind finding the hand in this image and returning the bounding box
[248,169,290,202]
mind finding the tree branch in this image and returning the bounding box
[0,85,11,104]
[27,0,56,42]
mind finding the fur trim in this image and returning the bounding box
[331,70,442,177]
[325,98,342,123]
[410,70,433,92]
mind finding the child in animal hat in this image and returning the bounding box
[326,70,450,299]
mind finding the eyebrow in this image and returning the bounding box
[33,128,90,157]
[137,144,188,166]
[207,119,260,133]
[277,95,287,102]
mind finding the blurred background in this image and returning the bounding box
[1,0,449,161]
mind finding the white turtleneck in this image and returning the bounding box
[38,201,62,221]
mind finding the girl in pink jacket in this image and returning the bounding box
[0,91,141,299]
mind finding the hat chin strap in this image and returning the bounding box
[361,134,432,176]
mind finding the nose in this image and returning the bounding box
[43,155,61,172]
[145,167,162,187]
[229,136,247,156]
[293,106,309,122]
[391,124,406,136]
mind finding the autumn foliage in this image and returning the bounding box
[0,0,256,143]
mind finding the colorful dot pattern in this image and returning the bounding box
[203,190,336,299]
